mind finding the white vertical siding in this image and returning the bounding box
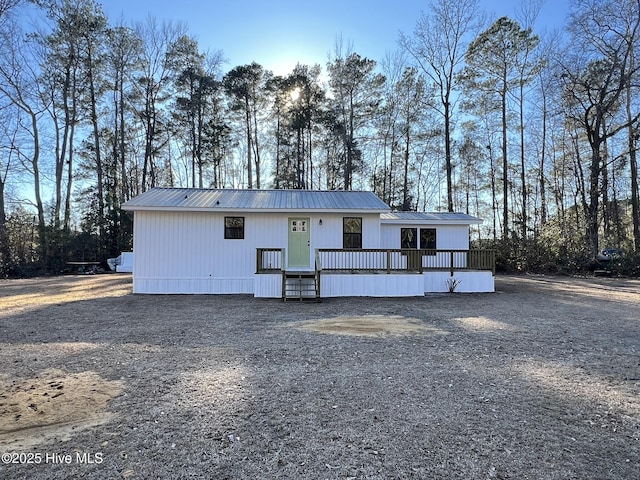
[322,274,424,297]
[437,225,470,249]
[380,224,470,250]
[254,274,282,297]
[132,210,382,294]
[310,213,381,250]
[423,271,494,293]
[380,224,397,248]
[251,271,494,298]
[133,211,288,293]
[131,209,488,295]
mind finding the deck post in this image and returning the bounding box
[450,251,454,277]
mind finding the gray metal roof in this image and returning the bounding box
[381,212,483,224]
[123,188,390,212]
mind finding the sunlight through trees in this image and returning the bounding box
[0,0,639,275]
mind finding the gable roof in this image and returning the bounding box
[122,188,391,213]
[381,212,482,225]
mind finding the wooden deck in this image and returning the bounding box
[255,248,496,298]
[256,248,495,276]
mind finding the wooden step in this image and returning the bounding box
[282,271,321,302]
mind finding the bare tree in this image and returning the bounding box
[460,16,542,242]
[0,0,21,21]
[515,0,544,241]
[35,1,84,231]
[327,40,385,190]
[132,17,187,192]
[562,0,640,256]
[0,0,23,271]
[0,19,46,267]
[375,50,408,207]
[617,0,640,253]
[224,62,269,189]
[531,31,564,232]
[400,0,483,212]
[0,109,17,271]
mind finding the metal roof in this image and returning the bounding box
[381,212,483,224]
[122,188,391,212]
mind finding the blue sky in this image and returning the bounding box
[102,0,569,76]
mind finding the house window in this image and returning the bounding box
[343,217,362,249]
[224,216,244,239]
[420,228,437,251]
[401,228,417,248]
[291,219,307,232]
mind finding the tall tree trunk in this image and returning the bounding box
[296,124,302,188]
[631,134,640,252]
[28,108,46,271]
[188,75,197,188]
[119,68,127,201]
[501,84,509,242]
[539,83,548,230]
[55,62,74,231]
[111,79,121,254]
[274,107,281,189]
[85,40,105,246]
[63,66,78,232]
[0,166,7,271]
[519,81,527,241]
[141,87,157,192]
[601,126,610,238]
[572,133,588,231]
[402,123,410,211]
[306,109,313,190]
[0,124,15,270]
[489,144,498,242]
[63,117,75,231]
[0,81,47,269]
[245,95,253,189]
[251,96,261,189]
[344,93,355,190]
[388,125,396,206]
[197,82,206,189]
[587,136,602,258]
[627,47,640,252]
[444,99,454,212]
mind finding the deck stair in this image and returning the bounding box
[282,270,321,301]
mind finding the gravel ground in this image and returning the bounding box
[0,274,638,479]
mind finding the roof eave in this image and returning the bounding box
[380,218,483,225]
[122,206,390,214]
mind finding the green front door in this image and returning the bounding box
[288,218,310,269]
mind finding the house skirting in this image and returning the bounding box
[133,277,253,294]
[132,272,494,296]
[253,271,494,298]
[423,271,494,293]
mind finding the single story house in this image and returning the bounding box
[122,188,495,298]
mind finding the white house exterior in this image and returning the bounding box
[122,188,494,297]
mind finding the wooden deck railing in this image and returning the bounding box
[256,248,284,272]
[318,248,495,275]
[257,248,495,275]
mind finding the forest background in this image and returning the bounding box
[0,0,639,276]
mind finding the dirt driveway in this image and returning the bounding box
[0,274,638,479]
